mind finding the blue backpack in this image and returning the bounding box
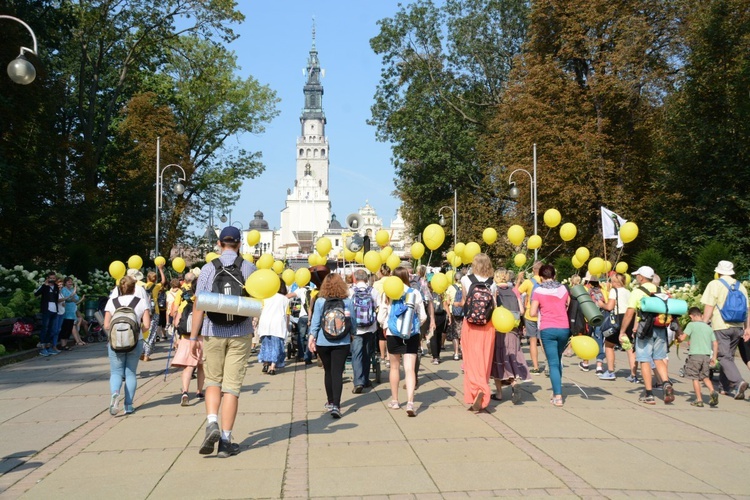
[352,286,375,327]
[450,284,463,317]
[718,279,748,323]
[387,288,420,339]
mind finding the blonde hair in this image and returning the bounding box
[494,268,511,284]
[118,275,136,295]
[570,275,582,286]
[471,253,494,278]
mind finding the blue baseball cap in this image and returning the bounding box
[219,226,241,243]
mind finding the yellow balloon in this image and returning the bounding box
[619,221,639,244]
[154,256,166,267]
[355,251,364,264]
[571,335,599,360]
[482,227,498,245]
[315,237,332,256]
[452,255,462,268]
[446,250,456,263]
[411,242,425,260]
[205,252,219,263]
[383,276,405,300]
[588,257,605,275]
[343,247,355,261]
[527,235,542,250]
[575,247,590,264]
[454,242,466,257]
[109,261,126,280]
[380,246,393,259]
[245,269,280,300]
[172,257,186,273]
[571,255,583,269]
[386,253,401,270]
[257,253,274,270]
[246,230,261,247]
[127,255,143,270]
[242,253,255,264]
[559,222,577,242]
[445,270,455,284]
[364,251,382,274]
[375,230,390,248]
[544,209,562,228]
[492,307,516,333]
[514,253,527,267]
[615,262,628,274]
[295,268,311,287]
[463,242,482,263]
[282,268,296,286]
[272,260,284,275]
[430,273,449,294]
[604,261,613,273]
[507,225,526,246]
[423,223,445,250]
[307,254,318,267]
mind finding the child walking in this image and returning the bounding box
[677,307,719,407]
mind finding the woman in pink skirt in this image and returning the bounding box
[171,281,204,406]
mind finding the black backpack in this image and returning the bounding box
[157,288,167,309]
[176,289,195,335]
[207,256,249,325]
[320,298,352,341]
[495,287,520,328]
[566,287,587,335]
[464,275,495,325]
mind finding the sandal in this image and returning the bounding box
[387,400,400,410]
[490,394,502,402]
[551,396,564,407]
[76,342,86,346]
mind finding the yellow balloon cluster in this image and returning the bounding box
[423,224,445,250]
[245,269,280,299]
[507,225,525,246]
[383,276,405,300]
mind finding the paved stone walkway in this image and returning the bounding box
[1,339,749,499]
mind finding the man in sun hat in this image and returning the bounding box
[190,226,256,457]
[700,260,750,400]
[620,266,674,405]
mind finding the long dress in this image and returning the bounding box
[257,293,289,368]
[491,286,530,383]
[461,273,496,409]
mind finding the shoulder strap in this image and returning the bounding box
[129,297,140,308]
[638,285,652,296]
[113,297,122,309]
[212,259,223,271]
[719,278,734,291]
[468,274,478,284]
[234,255,244,268]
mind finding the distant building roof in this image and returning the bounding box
[328,213,342,230]
[249,210,269,230]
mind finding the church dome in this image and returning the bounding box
[328,214,342,230]
[249,210,269,230]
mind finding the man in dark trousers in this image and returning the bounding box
[34,271,60,357]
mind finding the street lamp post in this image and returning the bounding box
[508,143,538,260]
[155,137,186,257]
[0,15,38,84]
[438,188,458,248]
[220,211,244,231]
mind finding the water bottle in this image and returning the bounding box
[399,292,416,339]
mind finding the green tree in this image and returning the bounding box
[370,0,529,257]
[650,0,750,271]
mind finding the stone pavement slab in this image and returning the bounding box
[1,340,750,499]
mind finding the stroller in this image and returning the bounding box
[84,297,109,343]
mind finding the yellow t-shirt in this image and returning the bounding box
[145,282,164,313]
[701,278,749,330]
[627,282,657,322]
[519,276,540,321]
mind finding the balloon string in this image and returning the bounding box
[541,243,563,262]
[563,338,589,398]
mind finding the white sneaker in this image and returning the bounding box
[109,393,121,415]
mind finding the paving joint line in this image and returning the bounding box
[280,359,310,499]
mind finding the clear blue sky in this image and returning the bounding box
[222,1,406,231]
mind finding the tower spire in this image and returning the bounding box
[312,16,316,50]
[302,18,324,121]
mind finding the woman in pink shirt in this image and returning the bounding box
[529,264,570,407]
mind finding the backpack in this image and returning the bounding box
[718,279,748,323]
[352,286,376,327]
[387,288,420,338]
[108,297,141,352]
[157,288,167,309]
[495,287,521,329]
[432,291,445,315]
[409,275,427,301]
[290,296,302,318]
[176,289,195,335]
[638,286,672,327]
[464,275,495,325]
[567,292,588,335]
[450,284,464,317]
[144,283,156,311]
[320,298,352,341]
[207,256,248,325]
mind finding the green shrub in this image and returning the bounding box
[632,249,678,280]
[554,255,575,282]
[0,344,5,355]
[694,240,733,290]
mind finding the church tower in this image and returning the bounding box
[279,23,332,253]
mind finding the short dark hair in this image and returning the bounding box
[688,306,702,316]
[539,264,556,280]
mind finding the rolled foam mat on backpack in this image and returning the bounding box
[640,297,688,316]
[196,292,264,318]
[569,285,590,300]
[578,298,604,326]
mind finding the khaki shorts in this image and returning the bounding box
[202,335,252,397]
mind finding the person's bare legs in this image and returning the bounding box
[181,366,193,393]
[530,338,539,370]
[605,340,616,373]
[389,353,401,403]
[493,379,503,398]
[403,353,417,404]
[205,386,239,432]
[197,365,205,393]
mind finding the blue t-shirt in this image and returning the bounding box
[309,297,356,347]
[61,287,79,320]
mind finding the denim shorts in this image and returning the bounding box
[524,319,539,339]
[635,328,668,362]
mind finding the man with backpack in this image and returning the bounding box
[189,226,256,458]
[142,264,167,361]
[700,261,750,400]
[619,266,674,405]
[349,269,379,393]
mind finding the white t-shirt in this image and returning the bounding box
[104,294,150,325]
[610,287,630,316]
[110,282,151,304]
[257,293,289,339]
[294,287,309,318]
[460,274,496,298]
[376,282,427,336]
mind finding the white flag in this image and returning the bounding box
[601,207,626,248]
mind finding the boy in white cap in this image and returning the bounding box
[700,260,750,400]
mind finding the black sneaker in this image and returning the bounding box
[199,422,221,455]
[352,385,363,394]
[663,383,675,404]
[217,439,240,458]
[578,362,590,372]
[330,406,342,419]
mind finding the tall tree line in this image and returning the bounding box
[371,0,750,274]
[0,0,279,276]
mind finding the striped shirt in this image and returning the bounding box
[195,251,256,338]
